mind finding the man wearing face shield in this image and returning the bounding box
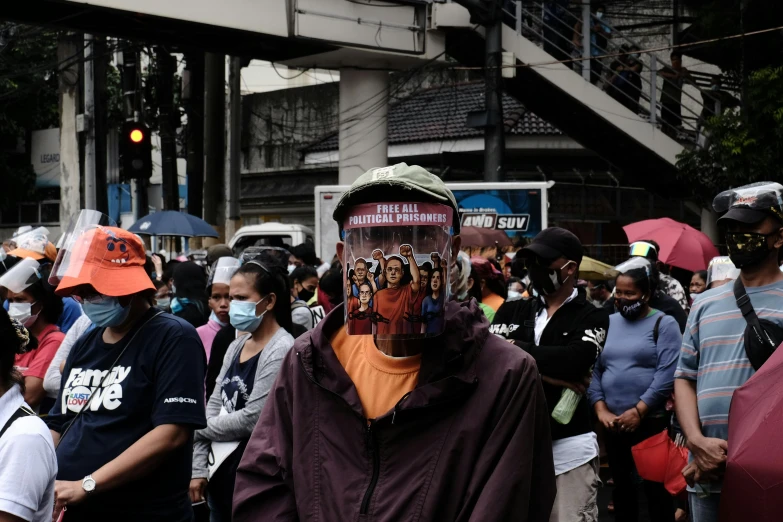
[44,223,207,522]
[490,227,609,522]
[674,182,783,522]
[234,164,556,522]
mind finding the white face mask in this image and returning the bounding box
[287,264,296,275]
[9,302,38,327]
[596,11,604,19]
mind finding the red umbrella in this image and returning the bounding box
[623,218,719,271]
[720,347,783,521]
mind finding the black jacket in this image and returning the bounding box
[605,291,687,333]
[490,288,610,441]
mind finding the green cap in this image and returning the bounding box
[333,163,460,235]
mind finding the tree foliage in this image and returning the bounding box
[676,67,783,206]
[0,24,60,208]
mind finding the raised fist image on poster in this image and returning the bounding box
[342,202,453,339]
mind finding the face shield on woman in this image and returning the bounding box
[342,202,453,339]
[0,258,43,327]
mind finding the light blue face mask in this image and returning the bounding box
[83,296,132,328]
[229,298,267,333]
[210,310,228,327]
[156,297,171,310]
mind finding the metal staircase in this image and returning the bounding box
[434,1,722,187]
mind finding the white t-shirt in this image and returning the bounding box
[535,288,599,476]
[0,385,58,522]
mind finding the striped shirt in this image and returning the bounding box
[675,279,783,491]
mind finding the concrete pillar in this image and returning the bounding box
[339,69,389,184]
[58,34,82,225]
[701,208,720,245]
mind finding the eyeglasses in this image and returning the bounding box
[359,290,372,296]
[72,293,108,304]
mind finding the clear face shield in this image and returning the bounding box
[0,257,42,294]
[10,227,50,256]
[707,256,740,288]
[48,209,117,292]
[713,182,783,220]
[208,257,241,289]
[342,202,453,339]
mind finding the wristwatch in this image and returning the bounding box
[82,475,96,494]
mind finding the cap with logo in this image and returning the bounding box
[53,226,155,297]
[332,163,460,236]
[713,182,783,225]
[520,227,583,265]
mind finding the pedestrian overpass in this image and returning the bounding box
[3,0,710,188]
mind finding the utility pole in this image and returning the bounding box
[122,47,148,221]
[484,13,505,182]
[58,33,82,225]
[184,52,205,218]
[203,53,225,236]
[459,0,505,181]
[83,34,96,209]
[93,36,108,214]
[226,56,243,241]
[157,47,179,211]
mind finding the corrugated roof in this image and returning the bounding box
[304,81,561,153]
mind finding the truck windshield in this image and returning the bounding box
[232,235,293,257]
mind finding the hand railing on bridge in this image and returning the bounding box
[496,1,730,143]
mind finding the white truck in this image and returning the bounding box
[228,222,315,257]
[314,182,554,262]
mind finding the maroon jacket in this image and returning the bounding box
[234,299,556,522]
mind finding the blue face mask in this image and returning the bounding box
[210,310,228,327]
[229,298,267,333]
[83,296,132,328]
[170,297,189,314]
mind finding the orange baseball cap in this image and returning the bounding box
[54,226,154,297]
[9,241,57,263]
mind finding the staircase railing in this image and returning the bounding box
[494,1,728,143]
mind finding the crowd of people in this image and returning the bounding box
[0,167,780,522]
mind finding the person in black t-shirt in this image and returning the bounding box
[46,225,207,522]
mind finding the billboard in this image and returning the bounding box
[31,128,60,188]
[452,187,545,242]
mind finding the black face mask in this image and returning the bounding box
[726,231,779,269]
[528,260,572,296]
[616,298,645,320]
[298,288,315,303]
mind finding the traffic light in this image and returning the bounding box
[120,122,152,181]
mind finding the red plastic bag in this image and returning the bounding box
[631,430,670,482]
[631,429,689,496]
[664,443,689,496]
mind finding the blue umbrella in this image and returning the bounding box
[127,211,218,238]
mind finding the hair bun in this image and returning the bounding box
[10,319,33,355]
